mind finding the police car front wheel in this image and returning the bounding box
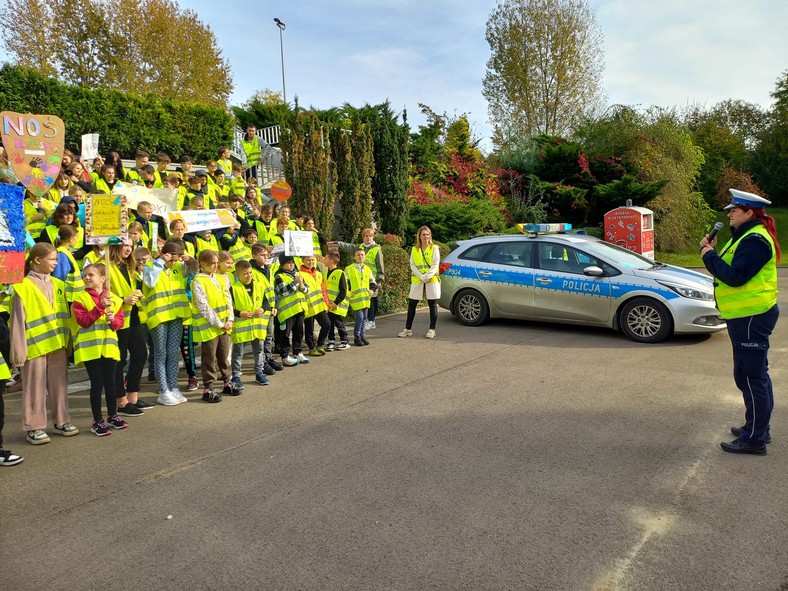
[619,297,673,343]
[454,289,490,327]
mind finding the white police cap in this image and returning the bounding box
[724,188,771,210]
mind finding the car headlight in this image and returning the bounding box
[657,281,714,300]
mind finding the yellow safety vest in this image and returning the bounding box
[195,234,220,255]
[715,225,778,320]
[125,169,142,184]
[12,276,69,360]
[190,274,230,343]
[242,136,261,168]
[56,246,85,303]
[325,268,349,317]
[93,178,115,194]
[275,271,306,322]
[0,351,11,381]
[345,264,371,311]
[361,244,381,279]
[299,269,327,317]
[411,245,439,284]
[24,197,56,238]
[46,225,84,250]
[230,277,270,344]
[109,262,137,330]
[70,291,122,365]
[82,249,103,270]
[227,238,250,262]
[142,262,190,329]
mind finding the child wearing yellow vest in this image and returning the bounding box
[273,254,310,366]
[72,263,127,436]
[345,248,375,347]
[52,225,85,303]
[323,251,350,350]
[191,250,236,402]
[11,244,77,445]
[230,260,275,387]
[299,255,331,356]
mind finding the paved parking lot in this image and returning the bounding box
[2,276,787,590]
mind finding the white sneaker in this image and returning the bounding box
[156,391,181,406]
[171,388,188,403]
[398,328,412,338]
[282,355,300,367]
[369,321,376,330]
[425,329,436,339]
[296,353,311,364]
[363,320,372,331]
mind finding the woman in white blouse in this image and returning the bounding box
[398,226,441,339]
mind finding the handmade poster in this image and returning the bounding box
[0,111,65,198]
[284,230,314,256]
[81,133,100,161]
[85,194,129,245]
[270,179,292,202]
[0,184,27,283]
[110,182,178,216]
[166,209,237,233]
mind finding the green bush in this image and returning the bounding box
[404,199,507,245]
[376,244,412,316]
[0,65,234,161]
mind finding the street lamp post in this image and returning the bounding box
[274,18,286,104]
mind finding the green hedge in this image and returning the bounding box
[0,65,234,161]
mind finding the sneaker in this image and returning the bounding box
[26,429,50,445]
[354,338,364,347]
[222,382,242,396]
[255,373,270,385]
[117,403,144,417]
[6,374,22,392]
[267,359,284,372]
[91,420,112,437]
[263,364,277,376]
[296,353,311,364]
[186,377,199,391]
[336,342,350,350]
[316,346,326,355]
[231,376,245,391]
[202,389,223,403]
[369,321,376,330]
[53,422,80,436]
[364,320,372,331]
[171,388,189,403]
[325,342,336,352]
[361,336,370,346]
[0,448,24,467]
[282,355,300,367]
[308,348,325,356]
[106,415,129,430]
[425,329,436,339]
[398,328,413,338]
[135,399,155,410]
[156,391,181,406]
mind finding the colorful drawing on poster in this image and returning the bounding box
[0,111,65,198]
[84,194,129,245]
[270,180,292,202]
[0,183,27,283]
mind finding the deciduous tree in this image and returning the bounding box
[483,0,605,145]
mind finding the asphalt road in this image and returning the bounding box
[2,278,787,591]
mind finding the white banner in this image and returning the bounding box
[285,230,314,256]
[110,182,178,217]
[81,133,100,161]
[166,208,237,233]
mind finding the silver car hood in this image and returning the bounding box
[630,265,715,290]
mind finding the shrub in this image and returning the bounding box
[404,200,507,245]
[376,244,411,316]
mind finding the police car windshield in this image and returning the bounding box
[577,239,655,270]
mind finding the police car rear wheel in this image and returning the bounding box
[455,289,489,326]
[619,298,673,343]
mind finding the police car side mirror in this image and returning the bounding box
[583,266,604,277]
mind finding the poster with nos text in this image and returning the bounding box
[0,184,27,284]
[85,194,129,245]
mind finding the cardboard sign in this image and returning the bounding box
[0,184,27,283]
[284,230,314,256]
[0,111,65,198]
[85,194,129,245]
[167,209,237,233]
[270,179,292,202]
[111,182,178,216]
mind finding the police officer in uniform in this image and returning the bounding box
[700,189,780,455]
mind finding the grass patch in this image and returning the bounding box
[657,206,788,267]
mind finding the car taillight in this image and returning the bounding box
[439,262,452,275]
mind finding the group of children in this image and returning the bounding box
[0,147,387,468]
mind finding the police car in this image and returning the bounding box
[437,224,726,343]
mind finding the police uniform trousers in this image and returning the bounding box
[726,304,778,444]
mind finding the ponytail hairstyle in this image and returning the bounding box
[25,243,56,276]
[747,208,782,263]
[53,224,78,249]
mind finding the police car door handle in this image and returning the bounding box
[478,271,492,277]
[536,277,552,284]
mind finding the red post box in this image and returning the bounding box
[604,206,654,259]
